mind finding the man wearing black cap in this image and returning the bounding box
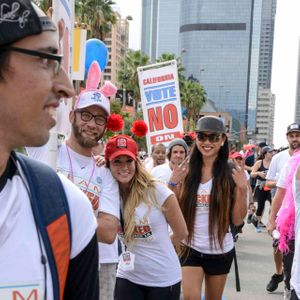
[266,123,300,297]
[0,1,98,299]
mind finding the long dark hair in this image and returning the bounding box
[179,135,231,254]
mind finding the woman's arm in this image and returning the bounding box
[250,160,264,178]
[231,163,248,225]
[162,194,188,244]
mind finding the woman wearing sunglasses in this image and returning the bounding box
[178,115,247,300]
[104,134,188,300]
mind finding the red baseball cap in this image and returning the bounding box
[230,152,243,159]
[105,135,138,161]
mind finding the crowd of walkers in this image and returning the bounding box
[0,1,299,300]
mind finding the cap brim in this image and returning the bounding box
[109,150,137,161]
[76,103,109,115]
[287,129,300,134]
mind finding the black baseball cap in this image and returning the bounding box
[196,116,226,133]
[286,123,300,134]
[0,0,56,46]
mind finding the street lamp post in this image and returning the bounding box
[219,85,224,110]
[199,68,205,81]
[122,15,133,109]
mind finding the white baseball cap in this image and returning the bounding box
[75,89,110,115]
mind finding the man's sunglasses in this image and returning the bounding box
[196,132,222,143]
[0,46,63,76]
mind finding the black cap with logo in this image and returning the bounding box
[0,0,56,46]
[286,123,300,135]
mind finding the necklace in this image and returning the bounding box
[65,144,95,193]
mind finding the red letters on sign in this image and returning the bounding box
[147,104,178,132]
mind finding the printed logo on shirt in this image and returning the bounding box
[117,218,154,242]
[133,217,154,241]
[58,169,100,211]
[0,281,43,300]
[196,189,210,211]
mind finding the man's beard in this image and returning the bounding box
[72,122,102,148]
[290,141,300,150]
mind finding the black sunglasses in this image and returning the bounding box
[1,46,63,76]
[196,132,222,143]
[76,110,107,126]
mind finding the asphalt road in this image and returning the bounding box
[224,204,284,300]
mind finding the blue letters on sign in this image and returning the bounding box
[144,83,177,106]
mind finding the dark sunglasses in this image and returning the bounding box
[0,46,63,76]
[196,132,222,143]
[76,110,107,126]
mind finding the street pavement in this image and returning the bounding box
[224,204,284,300]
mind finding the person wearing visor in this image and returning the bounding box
[0,0,98,299]
[178,116,247,300]
[104,135,188,300]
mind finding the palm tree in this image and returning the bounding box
[75,0,116,40]
[117,50,150,103]
[156,53,185,91]
[181,79,207,131]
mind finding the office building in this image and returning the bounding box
[258,0,277,89]
[103,11,130,85]
[256,88,275,145]
[141,0,181,62]
[141,0,276,132]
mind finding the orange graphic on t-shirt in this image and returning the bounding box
[196,193,210,208]
[13,289,37,300]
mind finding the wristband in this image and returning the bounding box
[168,181,178,187]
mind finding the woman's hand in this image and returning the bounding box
[231,159,247,189]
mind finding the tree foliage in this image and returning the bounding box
[181,79,207,131]
[156,52,185,91]
[75,0,116,40]
[117,50,150,101]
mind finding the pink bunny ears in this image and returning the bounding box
[85,61,117,97]
[75,61,117,114]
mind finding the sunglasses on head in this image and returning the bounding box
[196,132,222,143]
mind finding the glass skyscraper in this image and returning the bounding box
[141,0,181,62]
[141,0,276,131]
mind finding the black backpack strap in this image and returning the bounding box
[227,162,242,292]
[16,153,72,300]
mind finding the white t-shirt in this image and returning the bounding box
[27,143,120,264]
[117,183,181,287]
[186,180,234,254]
[0,168,96,300]
[277,161,291,189]
[151,164,172,184]
[98,238,119,264]
[266,149,291,182]
[291,177,300,298]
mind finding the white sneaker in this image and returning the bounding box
[283,287,291,300]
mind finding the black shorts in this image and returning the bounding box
[180,247,234,275]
